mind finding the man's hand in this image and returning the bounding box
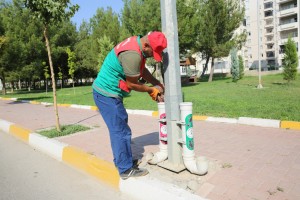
[149,87,160,101]
[154,85,164,102]
[155,84,164,94]
[149,86,165,102]
[157,94,164,102]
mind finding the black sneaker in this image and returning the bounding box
[120,167,149,180]
[133,159,142,167]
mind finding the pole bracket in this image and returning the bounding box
[158,119,167,123]
[176,121,185,125]
[160,137,168,141]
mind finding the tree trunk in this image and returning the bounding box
[1,72,6,95]
[44,25,61,132]
[208,57,215,82]
[45,78,48,94]
[10,81,14,93]
[38,79,41,89]
[156,62,164,84]
[200,56,210,79]
[27,80,31,91]
[33,80,36,90]
[72,78,75,94]
[18,79,21,90]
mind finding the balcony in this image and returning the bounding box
[265,20,274,28]
[278,35,299,45]
[279,21,299,31]
[264,2,273,11]
[265,36,275,44]
[266,51,275,60]
[266,45,275,51]
[265,30,274,36]
[278,0,295,4]
[280,30,298,40]
[266,56,276,60]
[264,10,274,19]
[266,40,275,44]
[279,6,298,17]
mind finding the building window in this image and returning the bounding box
[264,2,273,9]
[265,10,273,17]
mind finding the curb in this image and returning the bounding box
[0,119,206,200]
[1,97,300,131]
[1,98,299,199]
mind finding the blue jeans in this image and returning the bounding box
[93,90,133,174]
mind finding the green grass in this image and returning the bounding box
[184,74,300,121]
[37,124,90,138]
[1,73,300,121]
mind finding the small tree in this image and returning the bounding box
[97,35,114,70]
[0,35,9,95]
[230,47,239,82]
[283,37,298,83]
[24,0,79,132]
[66,47,76,93]
[238,55,244,79]
[196,0,246,82]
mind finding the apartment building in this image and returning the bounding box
[245,0,300,70]
[194,0,300,76]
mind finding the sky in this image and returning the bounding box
[71,0,124,27]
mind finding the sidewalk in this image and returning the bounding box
[1,99,300,200]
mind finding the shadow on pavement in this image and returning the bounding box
[132,132,159,159]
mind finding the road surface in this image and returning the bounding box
[0,131,134,200]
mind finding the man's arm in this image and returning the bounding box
[125,72,164,102]
[141,68,164,93]
[125,76,153,93]
[141,68,160,85]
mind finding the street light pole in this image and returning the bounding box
[159,0,185,172]
[257,0,263,88]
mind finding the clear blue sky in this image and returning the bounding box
[71,0,124,27]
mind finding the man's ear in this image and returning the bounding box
[144,42,151,48]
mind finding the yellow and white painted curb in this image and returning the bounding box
[1,97,299,199]
[281,121,300,130]
[0,119,206,200]
[1,97,300,131]
[0,119,119,188]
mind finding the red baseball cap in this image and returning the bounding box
[148,31,167,62]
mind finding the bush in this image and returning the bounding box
[282,37,298,82]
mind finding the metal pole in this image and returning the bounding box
[298,0,300,68]
[159,0,185,172]
[257,0,263,88]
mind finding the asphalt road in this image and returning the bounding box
[0,131,134,200]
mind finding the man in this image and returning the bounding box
[92,31,167,180]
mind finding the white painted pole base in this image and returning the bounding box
[147,103,168,164]
[180,102,208,175]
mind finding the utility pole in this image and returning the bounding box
[159,0,185,172]
[257,0,263,89]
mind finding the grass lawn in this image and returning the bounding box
[1,73,300,121]
[37,124,90,138]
